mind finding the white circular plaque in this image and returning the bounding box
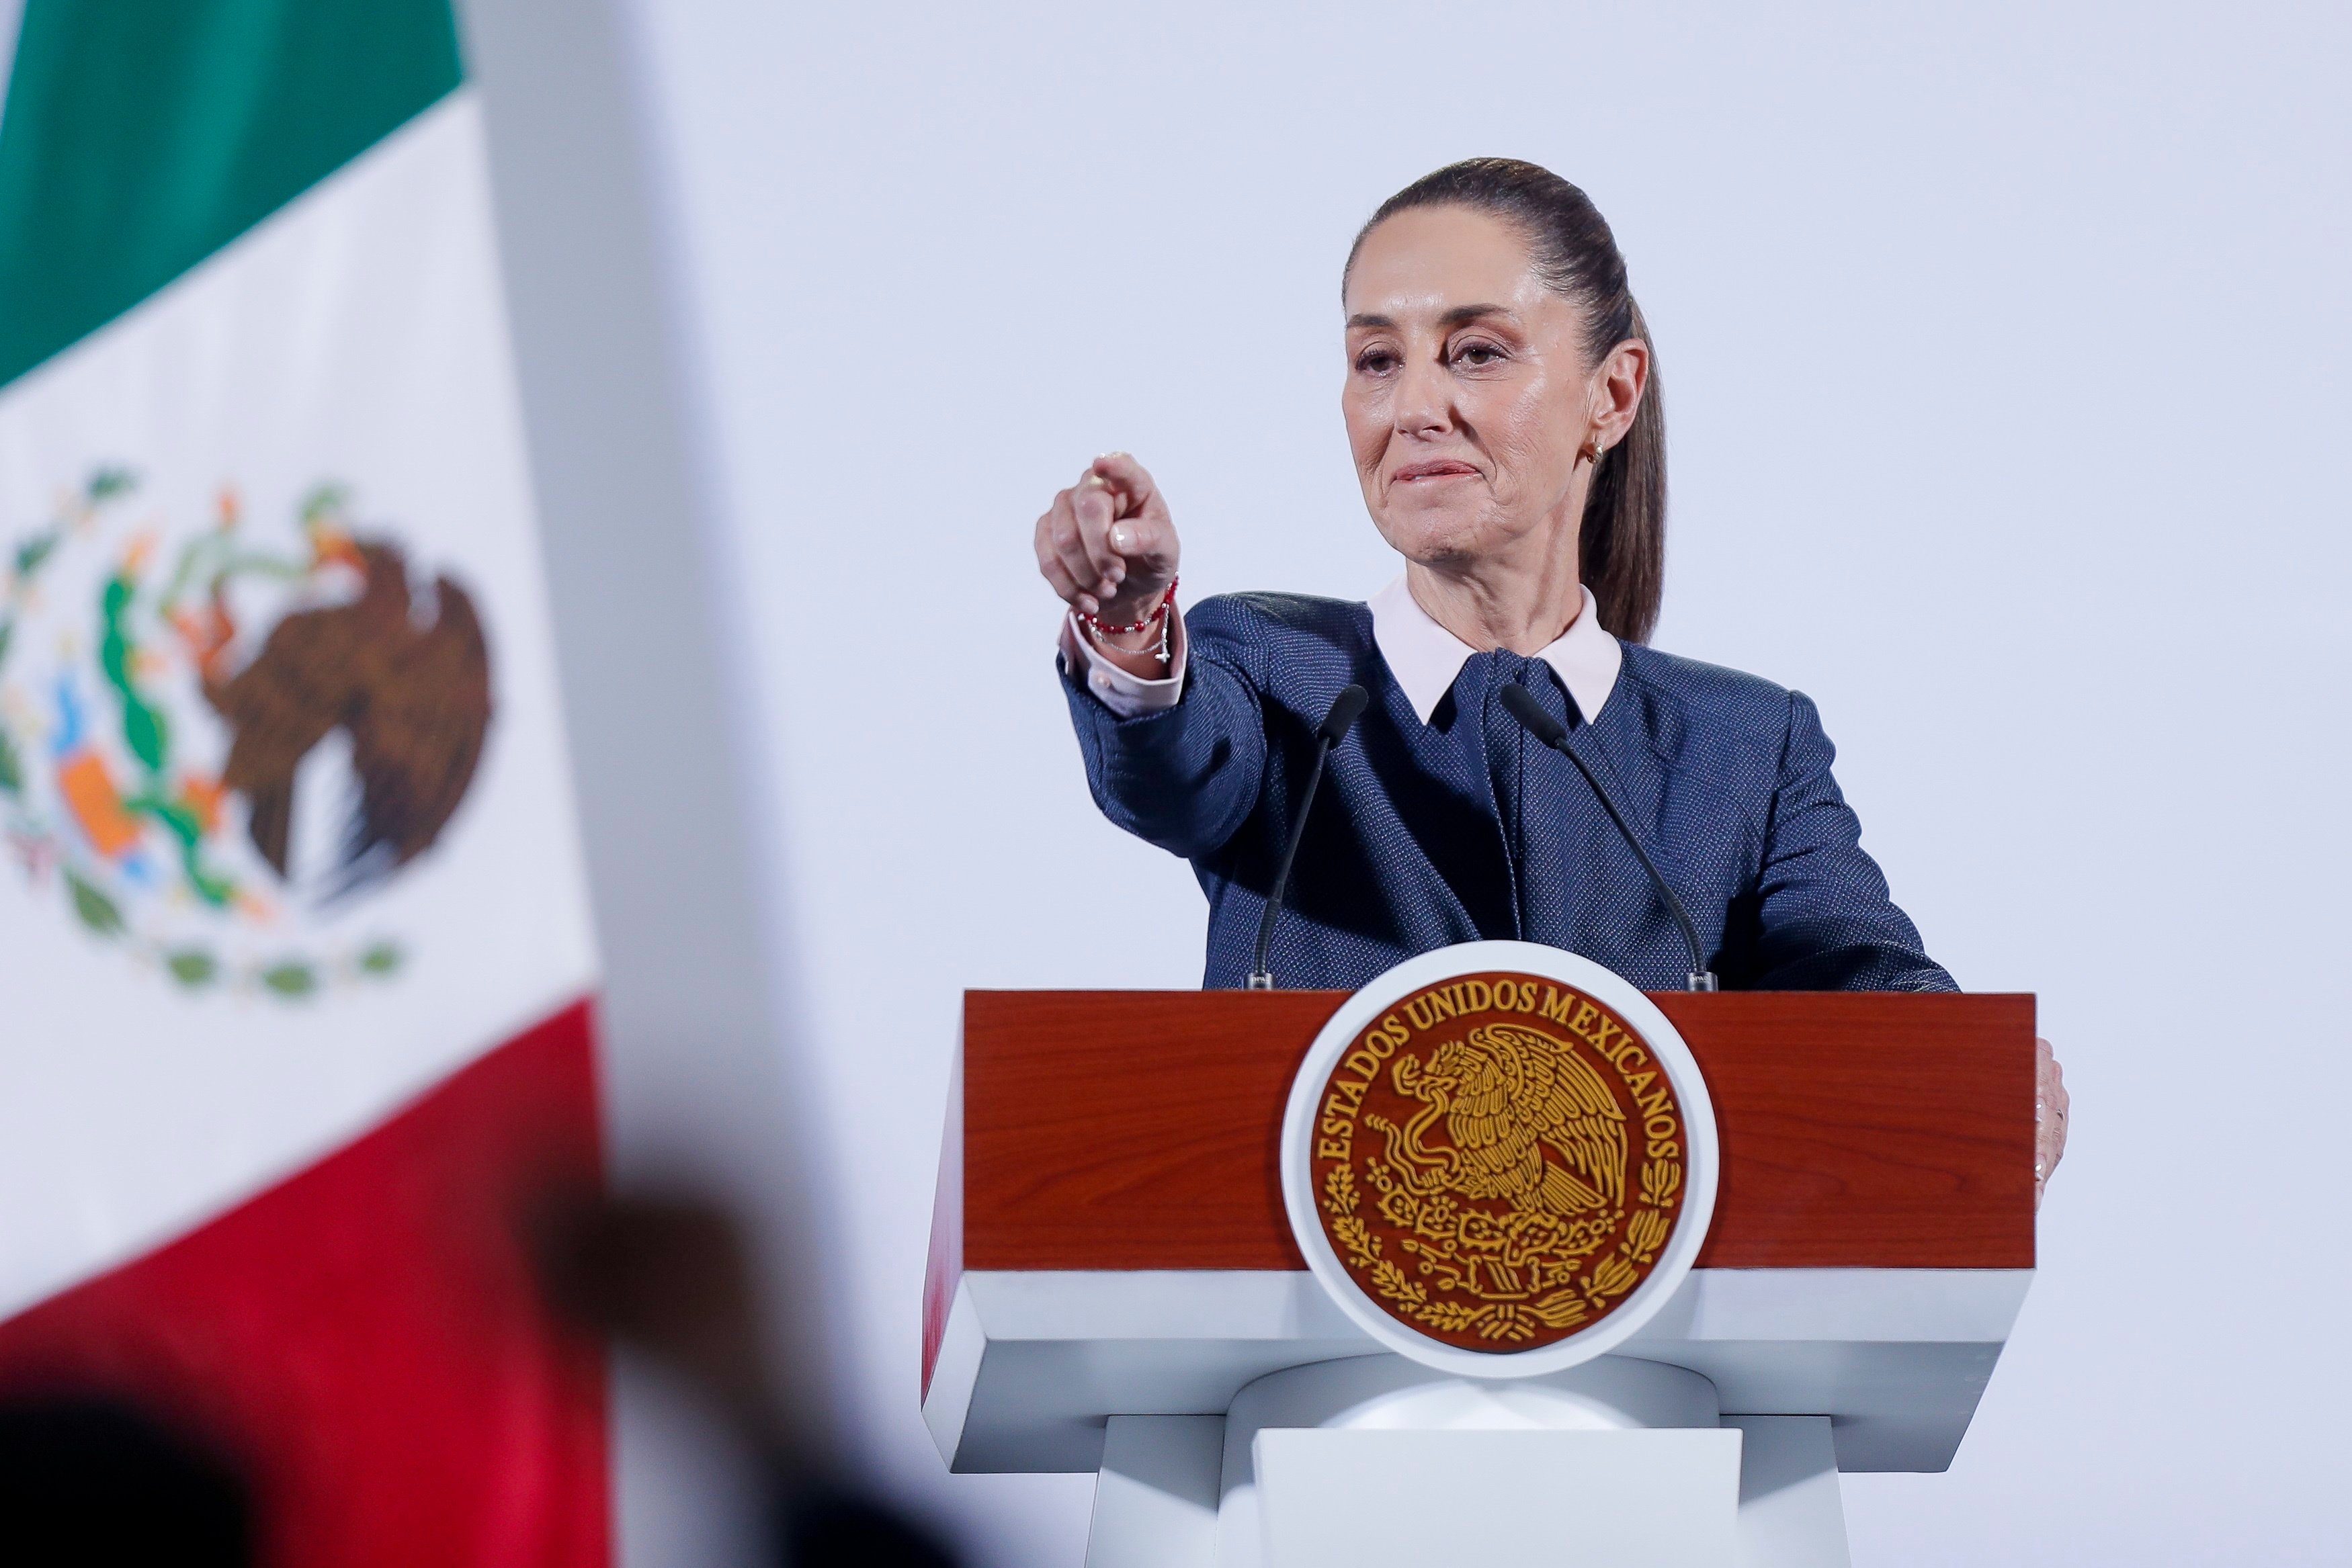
[1280,941,1720,1377]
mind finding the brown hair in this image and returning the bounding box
[1346,159,1667,644]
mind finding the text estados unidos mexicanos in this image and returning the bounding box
[1314,978,1681,1166]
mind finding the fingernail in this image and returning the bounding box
[1108,524,1134,552]
[1077,595,1097,613]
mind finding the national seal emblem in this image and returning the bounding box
[1282,941,1719,1375]
[0,468,493,999]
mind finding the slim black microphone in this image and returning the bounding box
[1247,684,1371,990]
[1498,681,1718,992]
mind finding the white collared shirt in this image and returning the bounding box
[1060,574,1623,724]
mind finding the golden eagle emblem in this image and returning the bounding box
[1309,975,1687,1350]
[1384,1022,1628,1216]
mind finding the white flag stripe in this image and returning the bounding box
[0,5,20,132]
[0,92,597,1320]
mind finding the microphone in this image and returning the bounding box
[1497,681,1718,992]
[1247,684,1371,990]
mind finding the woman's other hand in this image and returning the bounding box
[2035,1037,2068,1209]
[1035,453,1181,627]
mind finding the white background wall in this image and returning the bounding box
[603,3,2350,1563]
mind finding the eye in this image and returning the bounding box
[1451,339,1507,368]
[1353,347,1400,375]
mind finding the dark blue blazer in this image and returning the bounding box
[1062,593,1954,994]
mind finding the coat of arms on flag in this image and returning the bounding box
[1,467,493,997]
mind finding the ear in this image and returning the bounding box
[1587,339,1650,448]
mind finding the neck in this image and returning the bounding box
[1402,519,1584,656]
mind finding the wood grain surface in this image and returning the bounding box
[955,989,2035,1274]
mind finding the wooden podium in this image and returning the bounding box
[924,989,2035,1567]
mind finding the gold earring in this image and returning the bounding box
[1585,436,1607,465]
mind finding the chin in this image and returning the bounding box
[1375,502,1498,566]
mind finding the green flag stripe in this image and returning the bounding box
[0,0,463,392]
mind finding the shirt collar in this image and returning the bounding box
[1368,574,1624,726]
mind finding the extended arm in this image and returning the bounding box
[1060,609,1267,861]
[1038,453,1269,861]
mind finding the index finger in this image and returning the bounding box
[1084,451,1161,518]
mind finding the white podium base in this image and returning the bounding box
[1258,1428,1739,1565]
[1083,1356,1851,1568]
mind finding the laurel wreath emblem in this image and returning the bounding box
[1313,1005,1687,1348]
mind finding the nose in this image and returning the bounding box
[1392,351,1452,437]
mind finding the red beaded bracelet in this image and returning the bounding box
[1077,577,1178,638]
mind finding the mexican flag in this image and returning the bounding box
[0,1,607,1560]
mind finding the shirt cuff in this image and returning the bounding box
[1057,607,1187,718]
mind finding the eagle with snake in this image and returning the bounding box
[182,524,491,898]
[1378,1021,1628,1215]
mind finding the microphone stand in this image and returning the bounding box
[1248,685,1370,989]
[1497,682,1718,992]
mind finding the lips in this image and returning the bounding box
[1392,460,1480,482]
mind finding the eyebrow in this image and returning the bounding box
[1345,303,1515,330]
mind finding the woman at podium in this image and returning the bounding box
[1034,158,1950,1000]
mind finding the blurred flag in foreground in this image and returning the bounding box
[0,2,607,1561]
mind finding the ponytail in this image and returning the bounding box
[1581,300,1665,644]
